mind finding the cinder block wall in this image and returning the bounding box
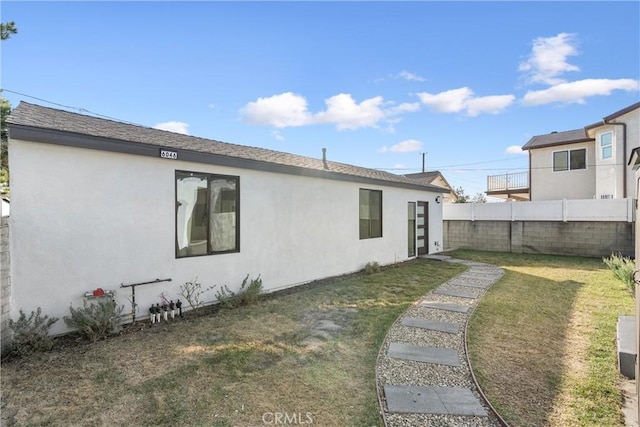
[444,220,634,258]
[1,216,11,355]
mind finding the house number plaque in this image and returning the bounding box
[160,150,178,160]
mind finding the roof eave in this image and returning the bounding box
[8,123,443,193]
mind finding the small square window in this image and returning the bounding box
[553,151,568,171]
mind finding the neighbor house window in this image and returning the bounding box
[600,132,613,160]
[359,189,382,239]
[176,171,239,257]
[553,148,586,172]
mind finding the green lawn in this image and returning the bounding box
[2,251,633,427]
[456,250,636,427]
[1,258,465,427]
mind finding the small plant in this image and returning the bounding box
[603,252,636,294]
[63,298,124,341]
[363,261,381,275]
[180,278,214,312]
[215,274,263,309]
[8,307,58,357]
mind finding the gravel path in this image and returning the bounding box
[376,256,506,427]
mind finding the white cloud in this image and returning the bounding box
[417,87,473,113]
[379,139,423,153]
[153,121,190,135]
[522,78,640,105]
[241,92,394,131]
[505,145,527,155]
[466,95,516,117]
[314,93,386,130]
[386,102,421,115]
[241,92,312,128]
[271,130,284,141]
[394,70,426,82]
[417,87,515,116]
[519,33,580,85]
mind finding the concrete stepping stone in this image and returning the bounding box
[384,384,488,416]
[401,317,459,334]
[388,343,460,367]
[420,301,469,313]
[450,281,491,289]
[433,288,478,299]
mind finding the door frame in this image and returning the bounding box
[417,201,428,256]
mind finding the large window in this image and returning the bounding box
[176,171,239,257]
[553,148,586,172]
[359,189,382,239]
[600,132,613,160]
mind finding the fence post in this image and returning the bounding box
[562,199,568,222]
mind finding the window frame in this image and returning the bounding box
[175,170,240,258]
[359,188,383,239]
[600,131,613,160]
[552,148,586,172]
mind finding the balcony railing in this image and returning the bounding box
[487,172,528,192]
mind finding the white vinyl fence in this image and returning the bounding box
[444,198,635,223]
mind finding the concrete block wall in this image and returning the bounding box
[1,216,10,354]
[444,220,634,258]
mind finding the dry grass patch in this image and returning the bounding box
[456,250,635,427]
[1,258,465,427]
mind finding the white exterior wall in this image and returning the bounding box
[530,141,596,201]
[9,139,442,334]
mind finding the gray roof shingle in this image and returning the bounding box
[7,102,440,190]
[521,128,593,151]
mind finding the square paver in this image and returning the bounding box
[384,385,488,416]
[420,301,469,313]
[433,288,479,299]
[387,343,460,366]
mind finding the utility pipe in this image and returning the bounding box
[120,278,172,323]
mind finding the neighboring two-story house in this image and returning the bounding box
[487,102,639,201]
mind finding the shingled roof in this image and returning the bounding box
[521,128,593,151]
[7,102,442,191]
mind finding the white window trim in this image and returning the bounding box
[599,131,614,161]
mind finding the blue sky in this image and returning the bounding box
[2,1,639,197]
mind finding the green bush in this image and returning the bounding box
[603,253,636,294]
[363,261,381,275]
[215,274,263,309]
[8,307,58,357]
[63,298,124,341]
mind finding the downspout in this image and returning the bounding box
[603,119,627,198]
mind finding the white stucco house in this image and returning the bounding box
[6,102,445,334]
[486,102,640,201]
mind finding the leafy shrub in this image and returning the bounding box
[180,278,214,312]
[8,307,58,357]
[215,274,263,309]
[603,253,636,294]
[63,298,124,341]
[363,261,381,275]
